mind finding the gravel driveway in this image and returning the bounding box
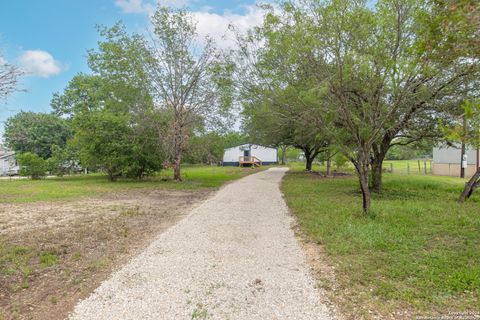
[69,168,332,320]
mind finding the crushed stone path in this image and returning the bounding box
[70,168,333,320]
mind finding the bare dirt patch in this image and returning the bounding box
[0,188,211,320]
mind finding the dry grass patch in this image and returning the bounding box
[0,189,211,320]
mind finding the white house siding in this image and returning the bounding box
[0,153,19,176]
[433,145,478,178]
[223,144,277,166]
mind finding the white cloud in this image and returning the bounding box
[115,0,149,13]
[192,6,266,48]
[114,1,267,48]
[0,56,6,65]
[17,50,63,78]
[115,0,191,14]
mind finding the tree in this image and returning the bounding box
[443,99,480,202]
[0,53,22,99]
[418,0,479,62]
[4,111,72,159]
[52,24,166,180]
[288,0,477,211]
[47,144,79,177]
[237,8,331,171]
[72,108,133,181]
[17,152,48,179]
[143,6,231,181]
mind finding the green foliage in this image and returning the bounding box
[16,152,48,179]
[333,153,348,169]
[416,0,479,61]
[39,250,58,267]
[184,131,248,164]
[4,111,72,159]
[386,140,433,160]
[47,144,79,177]
[53,24,165,181]
[443,99,480,148]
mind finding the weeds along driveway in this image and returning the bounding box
[70,168,333,320]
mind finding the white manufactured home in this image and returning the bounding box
[433,145,479,178]
[223,144,278,167]
[0,152,19,176]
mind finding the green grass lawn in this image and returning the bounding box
[282,168,479,317]
[0,166,261,203]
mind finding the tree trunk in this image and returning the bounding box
[172,115,184,182]
[305,152,314,171]
[370,147,388,193]
[280,145,287,165]
[370,159,383,193]
[173,152,182,181]
[108,172,118,182]
[459,170,480,203]
[326,157,332,176]
[354,151,371,214]
[359,168,371,214]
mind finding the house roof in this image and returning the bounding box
[224,143,276,151]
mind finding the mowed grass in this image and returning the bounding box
[281,169,480,316]
[0,166,261,203]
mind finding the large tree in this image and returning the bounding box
[4,111,72,159]
[143,6,232,181]
[237,8,331,171]
[52,24,165,180]
[313,0,477,210]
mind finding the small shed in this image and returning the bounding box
[433,145,479,178]
[223,144,278,167]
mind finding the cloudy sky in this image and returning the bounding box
[0,0,267,132]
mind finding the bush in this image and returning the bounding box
[17,152,48,179]
[334,153,348,169]
[46,145,79,177]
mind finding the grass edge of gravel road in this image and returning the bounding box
[281,166,480,319]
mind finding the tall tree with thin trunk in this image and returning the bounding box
[145,7,230,181]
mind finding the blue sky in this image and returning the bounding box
[0,0,265,133]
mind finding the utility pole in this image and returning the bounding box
[460,114,467,178]
[477,147,479,173]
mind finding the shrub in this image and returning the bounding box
[16,152,48,179]
[334,153,348,169]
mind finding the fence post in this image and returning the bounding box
[407,163,410,174]
[390,163,393,173]
[418,160,421,173]
[424,160,427,175]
